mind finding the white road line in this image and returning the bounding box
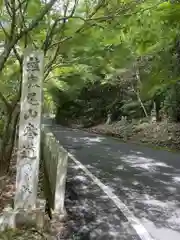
[68,152,155,240]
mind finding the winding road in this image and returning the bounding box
[50,124,180,240]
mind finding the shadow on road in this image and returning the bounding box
[52,126,180,240]
[65,162,140,240]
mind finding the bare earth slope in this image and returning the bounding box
[85,120,180,151]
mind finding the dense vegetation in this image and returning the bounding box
[52,1,180,126]
[0,0,180,174]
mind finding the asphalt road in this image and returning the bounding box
[50,124,180,240]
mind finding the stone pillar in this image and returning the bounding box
[106,113,112,125]
[41,126,68,220]
[151,101,156,123]
[14,48,44,209]
[0,49,47,232]
[54,146,68,215]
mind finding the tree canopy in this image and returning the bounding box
[1,0,180,170]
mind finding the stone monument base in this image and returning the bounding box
[0,199,46,232]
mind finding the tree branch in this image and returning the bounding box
[42,0,78,53]
[43,0,79,76]
[0,0,57,73]
[47,0,108,50]
[13,47,23,65]
[9,0,16,38]
[42,18,61,53]
[15,0,27,11]
[20,0,57,36]
[0,22,9,38]
[44,48,60,77]
[4,0,12,17]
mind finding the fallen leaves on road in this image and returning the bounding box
[0,228,47,240]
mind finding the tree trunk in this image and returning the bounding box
[0,103,19,176]
[132,86,148,118]
[137,92,148,118]
[155,98,161,122]
[134,68,148,118]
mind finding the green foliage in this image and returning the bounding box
[1,0,180,128]
[50,1,180,125]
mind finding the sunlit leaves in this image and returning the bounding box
[26,0,43,18]
[1,0,180,117]
[0,0,3,10]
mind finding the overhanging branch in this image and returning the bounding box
[0,0,57,72]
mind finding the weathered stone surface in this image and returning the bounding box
[14,48,44,210]
[0,49,46,233]
[0,199,46,232]
[35,199,46,230]
[0,205,16,231]
[41,125,68,216]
